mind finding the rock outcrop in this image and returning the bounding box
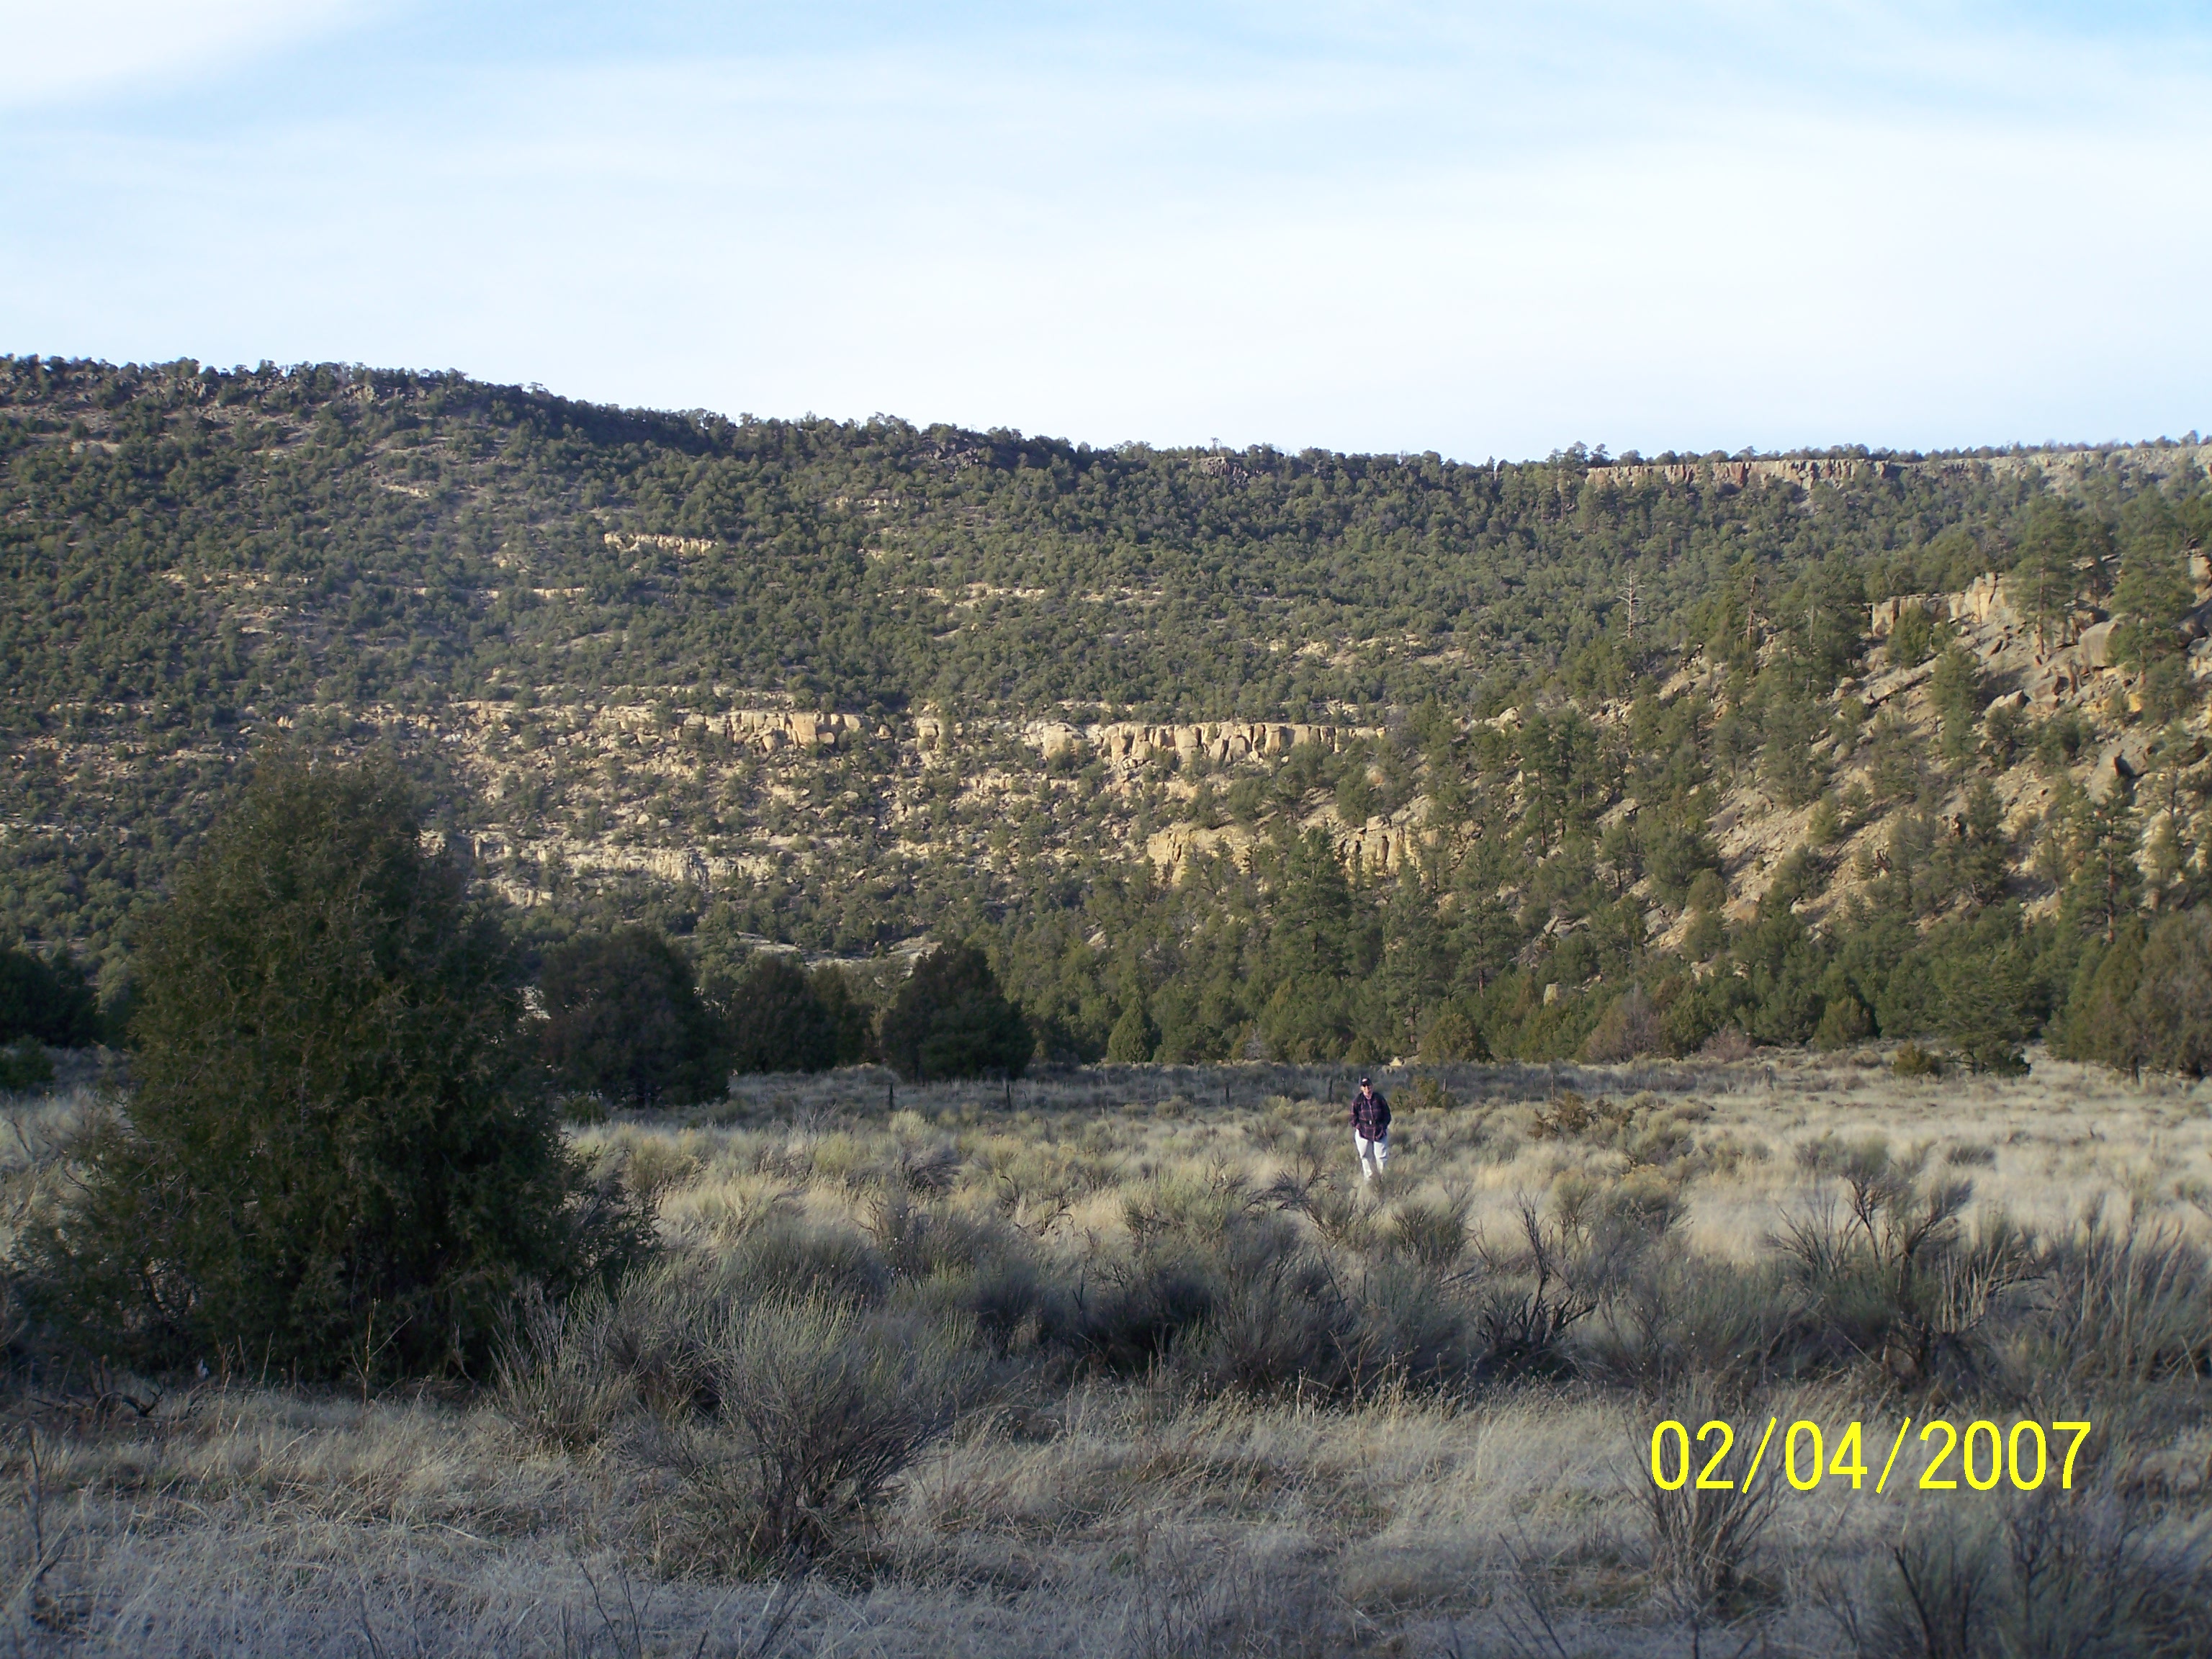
[1027,719,1370,768]
[1584,457,1889,492]
[713,710,865,750]
[1142,815,1428,881]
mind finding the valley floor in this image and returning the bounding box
[1,1053,2208,1656]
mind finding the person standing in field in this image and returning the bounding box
[1350,1074,1391,1181]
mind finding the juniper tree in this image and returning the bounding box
[878,943,1030,1082]
[30,755,644,1378]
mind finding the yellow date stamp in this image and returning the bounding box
[1649,1417,2094,1495]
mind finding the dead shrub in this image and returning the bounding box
[1642,1437,1781,1637]
[1700,1027,1757,1063]
[1582,986,1664,1063]
[491,1285,628,1454]
[1828,1485,2212,1659]
[1775,1146,2038,1389]
[643,1295,979,1573]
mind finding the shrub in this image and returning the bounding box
[1643,1398,1780,1629]
[25,754,649,1379]
[1385,1192,1470,1271]
[1892,1041,1944,1077]
[1773,1147,2036,1390]
[645,1295,979,1571]
[1404,1074,1459,1113]
[492,1286,627,1454]
[1840,1491,2212,1658]
[877,943,1031,1082]
[2021,1210,2212,1389]
[1588,1248,1803,1395]
[1815,984,1874,1050]
[540,925,724,1106]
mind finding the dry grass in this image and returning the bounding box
[0,1048,2207,1655]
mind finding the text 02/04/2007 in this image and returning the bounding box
[1648,1419,2094,1496]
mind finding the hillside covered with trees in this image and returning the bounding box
[4,355,2210,1076]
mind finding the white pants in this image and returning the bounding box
[1356,1131,1390,1180]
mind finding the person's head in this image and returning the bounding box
[1358,1076,1372,1092]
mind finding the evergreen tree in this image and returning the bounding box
[878,943,1031,1082]
[2117,909,2212,1077]
[1935,937,2034,1074]
[0,946,101,1048]
[1959,778,2012,904]
[541,926,724,1107]
[718,953,838,1074]
[28,755,642,1377]
[1930,644,1984,763]
[810,966,876,1066]
[1886,601,1941,668]
[1105,980,1159,1062]
[2008,498,2083,644]
[2052,924,2142,1067]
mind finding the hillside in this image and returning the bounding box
[4,355,2210,1067]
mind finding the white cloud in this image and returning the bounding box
[0,0,369,109]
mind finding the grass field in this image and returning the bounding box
[1,1050,2208,1656]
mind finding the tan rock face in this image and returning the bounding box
[385,541,2212,927]
[1144,823,1259,876]
[1866,597,1918,639]
[1028,719,1371,768]
[1943,572,2016,631]
[1585,457,1887,492]
[1141,816,1429,881]
[1592,441,2212,503]
[747,709,862,749]
[1339,823,1424,876]
[2077,621,2118,670]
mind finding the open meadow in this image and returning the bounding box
[1,1050,2208,1657]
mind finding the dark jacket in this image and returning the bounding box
[1350,1087,1390,1139]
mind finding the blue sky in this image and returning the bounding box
[4,1,2207,460]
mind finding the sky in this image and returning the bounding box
[3,1,2208,462]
